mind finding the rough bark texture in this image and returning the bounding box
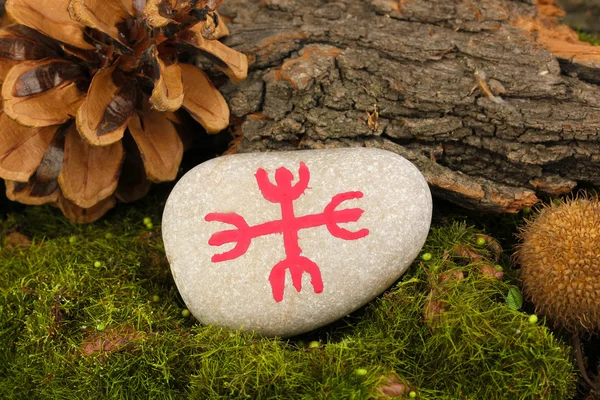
[211,0,600,212]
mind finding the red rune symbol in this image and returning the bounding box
[205,162,370,302]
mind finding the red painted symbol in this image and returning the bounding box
[205,162,369,302]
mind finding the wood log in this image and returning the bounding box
[210,0,600,213]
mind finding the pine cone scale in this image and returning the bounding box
[128,108,183,182]
[57,123,124,208]
[75,64,135,146]
[3,59,85,127]
[58,193,116,223]
[180,62,228,133]
[12,60,84,97]
[0,0,248,222]
[179,24,247,83]
[68,0,136,49]
[0,111,58,181]
[97,80,137,137]
[149,54,184,112]
[196,39,247,83]
[7,179,59,204]
[115,132,152,202]
[0,26,59,63]
[7,0,94,50]
[5,124,66,205]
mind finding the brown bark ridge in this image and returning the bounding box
[210,0,600,213]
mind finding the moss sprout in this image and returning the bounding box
[0,205,576,399]
[578,32,600,46]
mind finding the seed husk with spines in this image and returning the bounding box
[515,195,600,332]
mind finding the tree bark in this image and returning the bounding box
[211,0,600,212]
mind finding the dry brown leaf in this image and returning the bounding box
[2,59,86,127]
[149,55,184,112]
[57,194,116,223]
[76,64,136,146]
[128,108,182,182]
[0,111,60,181]
[423,291,446,327]
[438,270,465,284]
[4,231,32,249]
[58,124,124,208]
[473,234,503,261]
[453,244,483,263]
[479,264,504,280]
[6,0,94,49]
[180,63,229,133]
[115,133,152,203]
[68,0,133,45]
[374,374,409,398]
[81,325,144,356]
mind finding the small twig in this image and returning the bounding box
[473,70,505,104]
[363,104,380,131]
[571,332,598,390]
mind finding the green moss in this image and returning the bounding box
[578,32,600,46]
[0,204,576,399]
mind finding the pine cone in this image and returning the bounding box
[0,0,247,222]
[0,1,10,26]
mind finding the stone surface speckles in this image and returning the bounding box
[162,148,432,337]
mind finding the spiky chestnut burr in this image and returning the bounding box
[515,195,600,333]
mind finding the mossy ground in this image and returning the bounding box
[0,195,577,399]
[578,31,600,45]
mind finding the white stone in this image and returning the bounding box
[162,148,432,337]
